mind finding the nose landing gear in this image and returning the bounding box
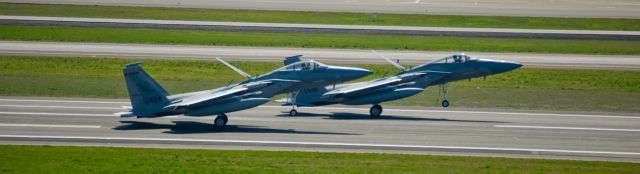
[289,108,298,116]
[287,91,300,116]
[441,100,450,108]
[440,84,450,108]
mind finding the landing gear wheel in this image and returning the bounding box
[369,104,383,118]
[440,84,450,108]
[289,109,298,116]
[214,114,228,128]
[441,100,450,108]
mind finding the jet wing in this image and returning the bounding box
[323,71,447,97]
[165,86,249,108]
[323,77,402,97]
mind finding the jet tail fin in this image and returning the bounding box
[216,57,252,79]
[122,62,170,116]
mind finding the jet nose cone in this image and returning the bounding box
[492,61,522,74]
[347,67,373,79]
[354,67,373,77]
[505,61,523,71]
[477,59,522,75]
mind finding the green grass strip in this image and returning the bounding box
[2,2,640,31]
[2,25,640,55]
[2,56,640,113]
[1,145,639,174]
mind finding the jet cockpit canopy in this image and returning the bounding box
[429,53,477,64]
[279,60,328,71]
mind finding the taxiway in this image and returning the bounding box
[2,41,639,70]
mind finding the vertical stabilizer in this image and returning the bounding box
[122,62,169,116]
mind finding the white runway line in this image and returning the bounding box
[0,123,101,129]
[0,134,638,156]
[0,104,121,110]
[0,111,115,117]
[260,106,640,119]
[0,98,128,104]
[494,125,640,132]
[1,98,639,119]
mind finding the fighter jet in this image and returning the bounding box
[115,55,371,127]
[281,52,522,117]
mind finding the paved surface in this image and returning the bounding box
[2,41,639,70]
[4,0,640,18]
[3,15,639,40]
[0,97,638,162]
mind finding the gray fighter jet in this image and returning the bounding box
[115,55,371,127]
[281,52,522,117]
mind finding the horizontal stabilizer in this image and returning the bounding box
[114,111,136,117]
[165,86,248,108]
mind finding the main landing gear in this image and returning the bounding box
[213,114,228,128]
[287,91,300,116]
[440,84,450,108]
[369,104,383,118]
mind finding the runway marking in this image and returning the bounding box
[0,112,115,117]
[0,104,121,110]
[494,125,640,132]
[0,98,128,104]
[0,123,101,129]
[1,98,638,119]
[0,134,638,156]
[260,106,640,119]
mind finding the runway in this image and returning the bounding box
[4,15,639,40]
[2,41,639,70]
[4,0,640,18]
[0,97,639,162]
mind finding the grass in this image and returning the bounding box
[2,25,640,55]
[1,2,640,31]
[1,145,638,174]
[1,56,640,113]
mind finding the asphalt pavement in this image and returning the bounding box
[3,15,639,40]
[1,41,639,70]
[0,97,638,162]
[4,0,640,18]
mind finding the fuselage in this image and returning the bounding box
[294,54,522,106]
[141,60,371,117]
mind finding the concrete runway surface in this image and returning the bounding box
[0,97,638,162]
[1,41,639,70]
[3,0,640,18]
[3,15,638,40]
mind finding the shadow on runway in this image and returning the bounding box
[113,121,360,135]
[277,112,509,123]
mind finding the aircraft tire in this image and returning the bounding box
[214,114,228,128]
[442,100,450,108]
[289,109,298,116]
[370,105,382,118]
